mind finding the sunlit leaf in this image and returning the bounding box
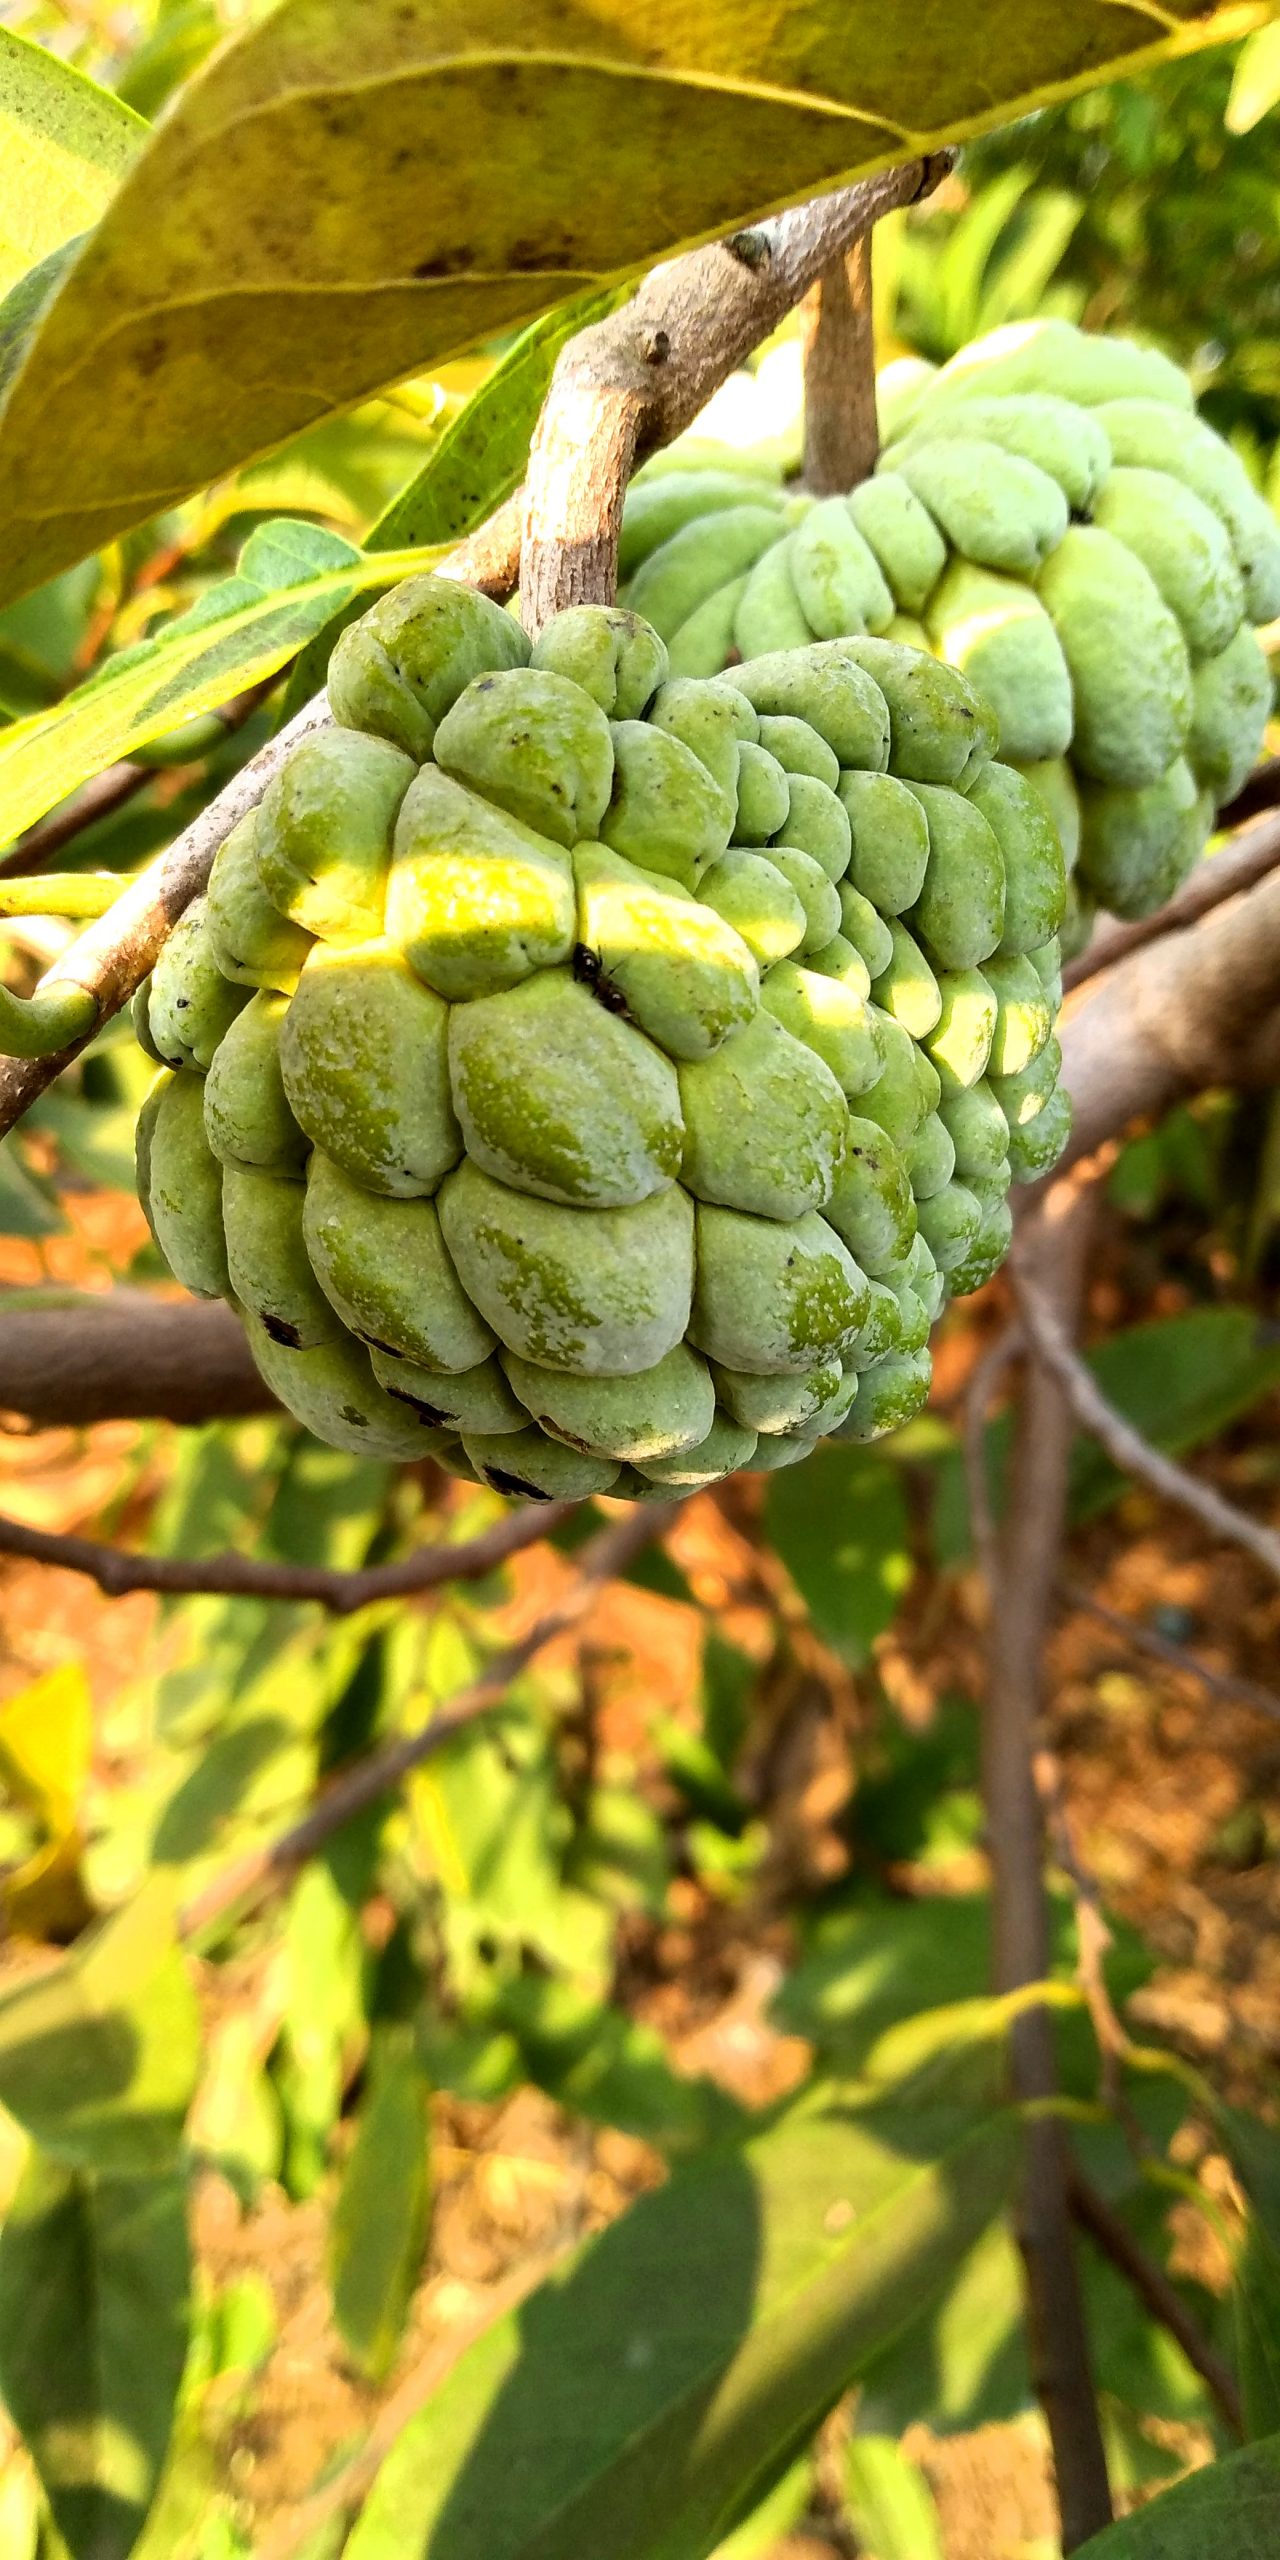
[0,523,444,851]
[0,28,142,298]
[330,2026,431,2382]
[0,0,1267,603]
[843,2435,943,2560]
[347,2085,1018,2560]
[709,2459,811,2558]
[0,1880,199,2174]
[274,1856,368,2198]
[1226,21,1280,128]
[0,1662,91,1839]
[0,2149,189,2560]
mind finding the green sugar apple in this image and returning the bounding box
[133,578,1068,1500]
[618,318,1279,946]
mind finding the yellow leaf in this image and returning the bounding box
[1226,18,1280,126]
[0,0,1272,605]
[0,27,143,296]
[0,1662,91,1841]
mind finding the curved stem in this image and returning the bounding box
[801,236,879,494]
[0,980,97,1057]
[0,874,124,920]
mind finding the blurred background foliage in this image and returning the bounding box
[0,9,1279,2559]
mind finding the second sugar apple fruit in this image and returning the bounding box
[618,317,1278,949]
[135,580,1068,1497]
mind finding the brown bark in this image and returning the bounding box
[0,1485,572,1611]
[800,236,878,495]
[1058,858,1280,1175]
[982,1170,1114,2548]
[0,1292,265,1427]
[1062,806,1280,994]
[519,157,950,635]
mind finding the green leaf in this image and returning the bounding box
[1227,22,1280,130]
[1210,2107,1280,2439]
[1074,2431,1280,2556]
[0,0,1261,605]
[330,2027,431,2383]
[346,2086,1019,2560]
[274,1857,368,2198]
[279,282,622,720]
[0,234,83,409]
[0,29,143,299]
[709,2459,811,2558]
[766,1444,912,1665]
[0,526,441,850]
[0,1881,199,2173]
[843,2436,943,2560]
[373,288,628,555]
[0,2149,189,2560]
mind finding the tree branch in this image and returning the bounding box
[0,1488,572,1612]
[1011,1253,1280,1589]
[519,156,951,636]
[1059,1579,1280,1724]
[1069,2171,1244,2440]
[980,1166,1115,2549]
[800,234,879,495]
[0,762,151,877]
[1062,808,1280,995]
[180,1498,675,1938]
[1057,850,1280,1173]
[0,1291,268,1428]
[0,505,523,1137]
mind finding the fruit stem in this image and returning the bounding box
[801,233,879,495]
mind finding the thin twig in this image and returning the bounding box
[519,155,952,635]
[980,1168,1114,2548]
[180,1499,674,1937]
[1060,1579,1280,1724]
[1062,808,1280,996]
[1012,1255,1280,1589]
[0,763,150,876]
[1069,2172,1244,2440]
[962,1321,1023,1596]
[1033,1743,1133,2125]
[0,505,522,1136]
[801,233,879,495]
[0,1492,574,1611]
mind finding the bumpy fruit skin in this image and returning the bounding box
[618,319,1276,934]
[135,576,1068,1492]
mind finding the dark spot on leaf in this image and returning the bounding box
[412,250,471,280]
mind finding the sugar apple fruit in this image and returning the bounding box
[133,579,1067,1499]
[618,318,1279,948]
